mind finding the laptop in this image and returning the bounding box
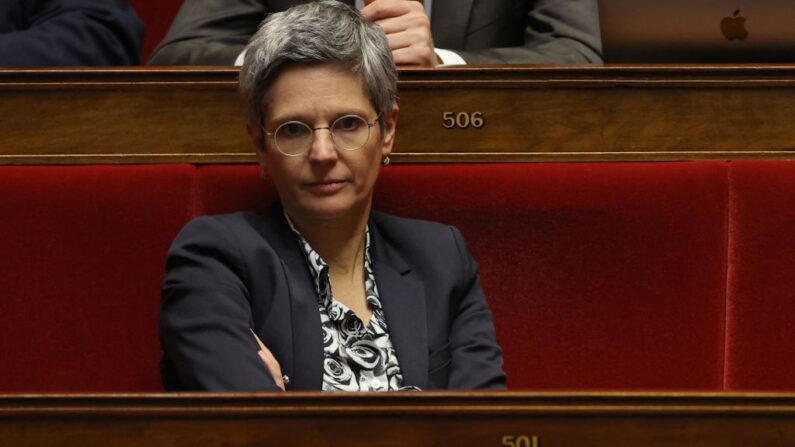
[598,0,795,62]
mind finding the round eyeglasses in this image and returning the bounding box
[262,114,380,157]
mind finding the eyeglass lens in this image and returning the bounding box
[274,115,372,155]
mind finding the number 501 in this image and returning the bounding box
[501,435,539,447]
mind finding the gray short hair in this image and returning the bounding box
[239,0,398,134]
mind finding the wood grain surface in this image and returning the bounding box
[2,392,795,446]
[2,65,795,164]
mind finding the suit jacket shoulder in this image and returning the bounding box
[0,0,143,66]
[370,211,463,270]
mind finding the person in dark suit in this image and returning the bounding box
[0,0,144,66]
[160,1,505,391]
[148,0,602,65]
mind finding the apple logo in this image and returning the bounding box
[721,9,749,41]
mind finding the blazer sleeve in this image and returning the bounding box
[447,226,507,389]
[147,0,267,65]
[0,0,143,66]
[160,216,281,391]
[456,0,603,64]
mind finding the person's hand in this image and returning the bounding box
[250,329,285,390]
[361,0,440,66]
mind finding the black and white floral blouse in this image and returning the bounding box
[285,214,416,391]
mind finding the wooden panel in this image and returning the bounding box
[2,392,795,446]
[2,66,795,164]
[0,68,250,164]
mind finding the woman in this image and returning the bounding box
[160,0,505,391]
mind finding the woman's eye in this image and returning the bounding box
[335,116,363,132]
[280,122,309,138]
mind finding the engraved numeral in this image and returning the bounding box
[501,435,539,447]
[442,112,485,129]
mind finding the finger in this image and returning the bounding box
[251,329,285,390]
[384,27,436,65]
[250,329,267,351]
[257,345,285,391]
[256,345,281,376]
[391,45,437,66]
[374,11,430,35]
[361,0,423,22]
[384,28,428,51]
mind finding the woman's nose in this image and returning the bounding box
[308,128,338,162]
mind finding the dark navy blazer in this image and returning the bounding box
[0,0,143,66]
[160,207,506,391]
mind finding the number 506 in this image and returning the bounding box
[442,111,485,129]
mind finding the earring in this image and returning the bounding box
[382,156,390,166]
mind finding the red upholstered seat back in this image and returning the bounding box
[3,161,794,391]
[376,163,729,390]
[0,165,194,392]
[195,165,278,215]
[725,161,795,391]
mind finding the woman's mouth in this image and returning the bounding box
[304,179,348,195]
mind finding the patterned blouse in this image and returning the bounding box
[285,214,416,391]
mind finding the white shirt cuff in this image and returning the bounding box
[434,48,467,66]
[235,49,246,66]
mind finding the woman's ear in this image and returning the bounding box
[381,104,399,159]
[247,122,270,177]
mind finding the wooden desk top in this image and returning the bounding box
[2,65,795,164]
[3,392,795,446]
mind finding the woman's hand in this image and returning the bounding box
[361,0,440,66]
[250,329,285,390]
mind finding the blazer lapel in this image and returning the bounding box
[283,257,325,390]
[431,0,475,49]
[370,221,428,389]
[259,207,324,390]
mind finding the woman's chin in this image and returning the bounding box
[290,196,367,222]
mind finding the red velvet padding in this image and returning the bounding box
[128,0,184,62]
[195,163,729,390]
[725,161,795,390]
[0,165,195,391]
[195,165,279,215]
[378,162,730,390]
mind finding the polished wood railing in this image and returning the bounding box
[2,65,795,164]
[2,392,795,446]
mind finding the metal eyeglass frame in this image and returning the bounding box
[261,114,381,157]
